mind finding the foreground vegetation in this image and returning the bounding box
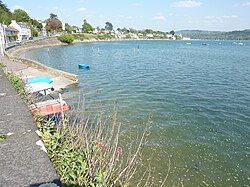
[4,70,169,186]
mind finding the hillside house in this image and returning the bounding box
[5,26,19,42]
[9,20,31,40]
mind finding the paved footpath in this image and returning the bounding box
[0,56,61,186]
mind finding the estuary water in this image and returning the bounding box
[25,40,250,186]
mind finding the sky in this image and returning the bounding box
[4,0,250,31]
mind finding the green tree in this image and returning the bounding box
[82,19,93,33]
[12,9,30,23]
[0,0,12,24]
[121,27,129,34]
[144,29,153,34]
[170,30,175,36]
[65,23,73,34]
[30,27,38,37]
[30,19,43,31]
[105,22,113,32]
[58,34,74,44]
[50,13,58,19]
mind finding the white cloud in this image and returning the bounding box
[152,15,166,21]
[77,7,87,12]
[172,0,201,8]
[243,2,250,6]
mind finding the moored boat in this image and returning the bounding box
[29,99,69,117]
[25,82,54,94]
[78,64,90,69]
[23,76,53,84]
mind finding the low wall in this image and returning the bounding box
[5,37,78,81]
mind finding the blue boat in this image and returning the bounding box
[25,76,53,84]
[78,64,90,69]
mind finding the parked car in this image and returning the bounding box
[29,37,33,40]
[16,39,22,44]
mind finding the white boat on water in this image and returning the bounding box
[186,42,192,45]
[232,42,244,46]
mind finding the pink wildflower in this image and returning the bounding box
[116,146,123,155]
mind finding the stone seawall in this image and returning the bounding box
[5,37,77,81]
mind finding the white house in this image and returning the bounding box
[146,33,154,38]
[38,20,47,36]
[9,20,31,40]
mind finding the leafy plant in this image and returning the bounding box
[4,70,26,100]
[58,34,74,44]
[0,133,6,141]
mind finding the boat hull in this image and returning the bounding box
[23,76,53,84]
[29,99,69,117]
[78,64,90,69]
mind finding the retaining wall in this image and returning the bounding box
[5,37,77,81]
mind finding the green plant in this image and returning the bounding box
[6,33,18,37]
[35,107,157,186]
[0,133,6,141]
[4,70,26,100]
[31,27,39,37]
[58,34,74,44]
[0,62,5,68]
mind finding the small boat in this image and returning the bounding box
[202,43,208,46]
[232,42,244,46]
[25,82,54,94]
[186,42,191,45]
[23,76,53,84]
[78,64,90,69]
[29,99,69,117]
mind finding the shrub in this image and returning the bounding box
[58,34,74,44]
[4,70,26,100]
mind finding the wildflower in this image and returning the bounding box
[116,146,123,155]
[97,141,103,149]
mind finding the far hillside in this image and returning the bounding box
[176,29,250,40]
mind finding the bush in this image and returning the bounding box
[4,71,26,100]
[31,27,38,37]
[58,34,74,44]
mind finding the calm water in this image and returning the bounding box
[25,40,250,186]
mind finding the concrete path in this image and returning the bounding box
[0,57,61,186]
[0,55,77,92]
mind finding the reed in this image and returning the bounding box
[36,101,169,186]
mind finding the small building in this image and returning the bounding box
[5,26,19,42]
[72,26,82,34]
[38,20,47,36]
[146,33,154,38]
[9,20,31,40]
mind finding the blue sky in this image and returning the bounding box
[4,0,250,31]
